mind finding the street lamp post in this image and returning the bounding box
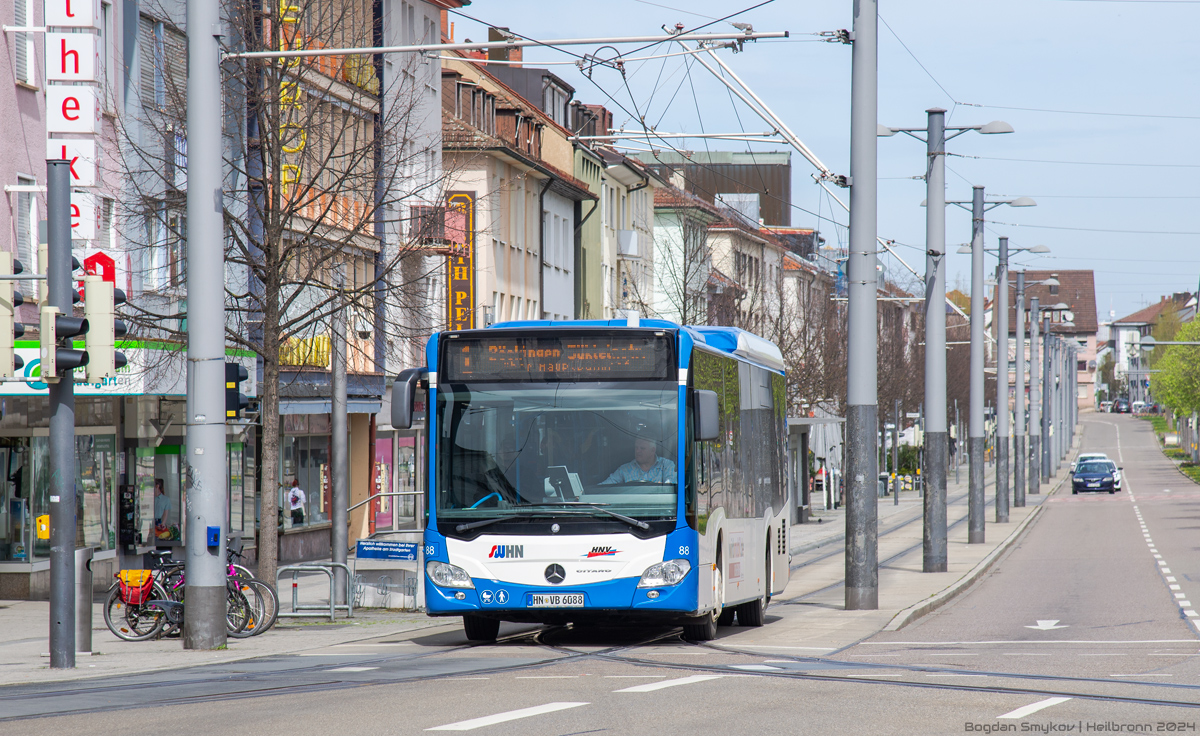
[1029,296,1041,495]
[879,111,1013,570]
[1042,312,1052,481]
[996,238,1010,523]
[948,191,1035,544]
[1014,271,1026,508]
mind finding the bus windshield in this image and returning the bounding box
[434,383,679,524]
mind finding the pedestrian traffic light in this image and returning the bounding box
[0,253,25,378]
[225,362,249,418]
[83,274,127,383]
[39,306,89,381]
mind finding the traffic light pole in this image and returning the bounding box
[47,159,75,669]
[183,0,228,649]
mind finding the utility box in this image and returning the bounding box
[75,547,94,652]
[36,514,49,540]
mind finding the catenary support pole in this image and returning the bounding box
[893,398,900,505]
[47,160,75,669]
[995,238,1010,523]
[968,186,986,544]
[1014,272,1026,508]
[1042,313,1052,481]
[183,0,228,650]
[331,281,348,604]
[922,108,948,572]
[1029,296,1041,495]
[844,0,879,610]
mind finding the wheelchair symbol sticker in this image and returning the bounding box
[496,589,510,604]
[480,590,494,604]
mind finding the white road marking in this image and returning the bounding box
[1176,593,1187,599]
[997,696,1072,720]
[734,645,839,651]
[427,702,588,731]
[604,675,663,679]
[731,665,783,671]
[1004,653,1050,656]
[516,676,580,679]
[445,678,491,680]
[1079,653,1126,656]
[1164,568,1172,574]
[1168,577,1177,583]
[331,642,412,647]
[615,675,724,693]
[846,673,904,678]
[861,639,1197,645]
[1186,610,1199,617]
[329,666,379,672]
[297,653,347,657]
[1181,601,1193,608]
[1111,674,1172,677]
[1172,585,1183,590]
[1025,620,1068,630]
[927,673,985,678]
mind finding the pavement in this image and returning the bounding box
[0,433,1081,688]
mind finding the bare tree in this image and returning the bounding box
[115,0,457,582]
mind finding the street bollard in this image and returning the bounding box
[74,547,94,653]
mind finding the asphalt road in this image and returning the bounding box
[5,413,1200,735]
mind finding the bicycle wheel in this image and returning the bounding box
[103,582,168,642]
[228,578,279,638]
[159,568,186,638]
[226,583,252,635]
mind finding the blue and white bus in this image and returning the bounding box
[392,319,791,641]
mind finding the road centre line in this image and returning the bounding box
[615,675,724,693]
[427,702,588,731]
[516,676,579,679]
[997,697,1072,720]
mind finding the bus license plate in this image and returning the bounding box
[528,593,584,608]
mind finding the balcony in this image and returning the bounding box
[617,229,639,258]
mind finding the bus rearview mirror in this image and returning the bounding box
[391,368,427,429]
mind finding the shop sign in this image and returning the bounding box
[445,192,475,330]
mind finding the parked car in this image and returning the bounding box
[1072,461,1117,494]
[1099,401,1113,413]
[1132,401,1146,414]
[1114,398,1131,413]
[1071,452,1109,474]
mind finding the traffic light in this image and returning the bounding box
[0,253,25,377]
[225,362,249,418]
[39,306,89,381]
[83,274,128,383]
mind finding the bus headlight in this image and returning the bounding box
[638,559,691,588]
[427,561,475,589]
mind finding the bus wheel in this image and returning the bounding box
[683,564,722,641]
[736,543,770,627]
[463,615,500,642]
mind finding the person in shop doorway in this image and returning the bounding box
[288,479,306,526]
[153,479,170,531]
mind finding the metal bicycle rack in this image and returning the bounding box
[276,562,355,621]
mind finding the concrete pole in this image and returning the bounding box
[968,186,986,544]
[183,0,229,650]
[1013,272,1026,508]
[844,0,879,611]
[331,280,348,604]
[47,160,75,669]
[1029,297,1041,494]
[995,238,1010,523]
[1041,313,1052,481]
[922,108,948,573]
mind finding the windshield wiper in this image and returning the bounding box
[523,502,651,531]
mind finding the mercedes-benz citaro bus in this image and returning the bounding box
[391,319,791,642]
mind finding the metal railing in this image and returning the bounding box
[347,491,422,512]
[276,562,355,621]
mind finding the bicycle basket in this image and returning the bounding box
[117,570,154,605]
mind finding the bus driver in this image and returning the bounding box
[602,433,676,484]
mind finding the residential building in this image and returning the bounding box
[1110,293,1197,404]
[596,149,662,318]
[650,184,722,325]
[1007,270,1099,409]
[633,150,793,227]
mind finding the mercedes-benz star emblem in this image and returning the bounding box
[544,564,566,584]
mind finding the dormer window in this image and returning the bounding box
[1049,274,1059,296]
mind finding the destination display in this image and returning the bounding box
[442,334,673,381]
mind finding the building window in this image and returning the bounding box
[14,176,37,296]
[14,0,35,85]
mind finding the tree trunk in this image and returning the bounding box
[257,284,282,585]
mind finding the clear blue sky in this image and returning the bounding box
[451,0,1200,322]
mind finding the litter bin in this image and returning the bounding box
[878,473,889,498]
[75,547,94,653]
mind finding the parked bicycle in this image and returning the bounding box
[103,549,277,642]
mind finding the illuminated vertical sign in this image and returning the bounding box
[445,192,475,330]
